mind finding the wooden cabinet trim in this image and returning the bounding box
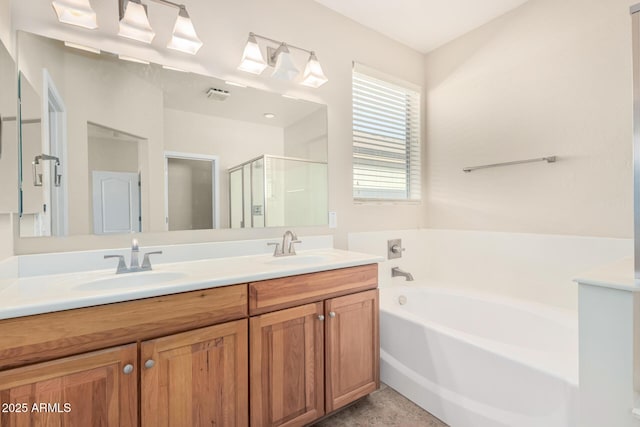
[0,284,247,370]
[249,264,377,315]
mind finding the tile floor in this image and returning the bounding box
[312,384,448,427]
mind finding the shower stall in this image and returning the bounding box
[228,155,327,228]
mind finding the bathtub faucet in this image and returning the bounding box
[391,267,414,281]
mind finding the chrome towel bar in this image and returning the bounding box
[463,156,556,173]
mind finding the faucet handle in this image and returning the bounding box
[104,255,127,274]
[267,242,282,256]
[141,251,162,270]
[288,239,302,255]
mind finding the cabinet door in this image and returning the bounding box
[0,344,137,427]
[140,319,248,427]
[325,289,379,412]
[250,302,324,427]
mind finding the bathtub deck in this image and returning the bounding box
[311,383,448,427]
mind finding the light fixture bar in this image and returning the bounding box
[251,33,313,56]
[118,0,182,19]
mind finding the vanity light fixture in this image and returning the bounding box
[115,0,201,54]
[270,43,299,80]
[238,32,328,88]
[118,0,155,43]
[167,5,202,54]
[238,33,268,75]
[51,0,98,29]
[301,52,328,88]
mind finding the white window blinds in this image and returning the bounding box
[352,67,421,201]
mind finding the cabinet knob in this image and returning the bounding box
[123,364,134,375]
[329,311,336,318]
[144,359,155,369]
[317,314,325,321]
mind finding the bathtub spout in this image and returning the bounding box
[391,267,414,281]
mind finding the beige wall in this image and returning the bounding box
[423,0,635,238]
[284,108,328,162]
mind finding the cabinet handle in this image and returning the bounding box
[144,359,155,369]
[123,364,134,375]
[317,314,325,321]
[329,311,336,318]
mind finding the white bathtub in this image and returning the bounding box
[380,284,579,427]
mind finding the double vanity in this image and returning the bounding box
[0,237,381,427]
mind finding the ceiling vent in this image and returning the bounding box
[206,87,230,101]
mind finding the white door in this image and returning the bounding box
[92,171,140,234]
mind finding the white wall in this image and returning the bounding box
[8,0,425,253]
[423,0,635,238]
[348,229,633,311]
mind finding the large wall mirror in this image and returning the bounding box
[15,31,328,238]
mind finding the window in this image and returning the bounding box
[352,65,421,201]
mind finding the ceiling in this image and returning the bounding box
[313,0,530,53]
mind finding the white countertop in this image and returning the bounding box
[0,249,382,320]
[573,256,639,292]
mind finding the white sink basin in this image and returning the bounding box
[74,271,187,291]
[267,255,331,266]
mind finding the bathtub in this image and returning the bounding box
[380,284,578,427]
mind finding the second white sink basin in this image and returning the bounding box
[266,255,331,266]
[74,271,187,291]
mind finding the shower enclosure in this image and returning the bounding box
[228,155,327,228]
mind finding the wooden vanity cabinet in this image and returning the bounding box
[249,264,379,427]
[0,344,138,427]
[0,284,248,427]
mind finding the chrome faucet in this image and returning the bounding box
[104,239,163,274]
[268,230,302,257]
[391,267,414,281]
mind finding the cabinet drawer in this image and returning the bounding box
[249,264,377,315]
[0,284,248,370]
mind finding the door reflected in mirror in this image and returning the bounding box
[88,123,143,235]
[15,31,328,238]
